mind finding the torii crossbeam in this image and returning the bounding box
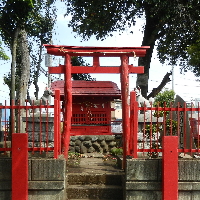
[44,45,150,161]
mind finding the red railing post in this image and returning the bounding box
[54,89,61,155]
[54,98,59,159]
[162,136,178,200]
[12,133,28,200]
[130,91,138,158]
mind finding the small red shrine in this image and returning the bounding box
[51,80,121,135]
[44,44,149,158]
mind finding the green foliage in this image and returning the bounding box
[66,0,199,65]
[165,119,177,135]
[153,89,175,117]
[0,40,9,60]
[68,151,81,159]
[143,89,177,157]
[110,147,123,156]
[65,0,200,92]
[154,89,175,108]
[0,0,57,96]
[71,56,96,81]
[67,151,81,166]
[142,123,162,139]
[0,0,36,44]
[187,23,200,77]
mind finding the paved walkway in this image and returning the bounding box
[66,153,124,174]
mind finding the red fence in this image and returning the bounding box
[128,91,200,159]
[0,89,61,159]
[128,91,200,200]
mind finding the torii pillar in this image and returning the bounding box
[44,45,150,162]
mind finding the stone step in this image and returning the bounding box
[66,185,123,199]
[67,173,123,186]
[69,199,118,200]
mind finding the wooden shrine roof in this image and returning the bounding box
[51,80,121,98]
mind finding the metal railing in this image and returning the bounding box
[128,91,200,159]
[0,89,61,159]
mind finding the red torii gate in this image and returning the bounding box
[44,45,149,159]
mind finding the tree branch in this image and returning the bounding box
[147,71,172,99]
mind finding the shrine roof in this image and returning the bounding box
[51,80,121,97]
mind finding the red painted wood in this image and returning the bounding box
[54,89,61,155]
[130,91,138,158]
[44,44,150,161]
[162,136,178,200]
[121,55,130,169]
[51,80,120,136]
[54,98,59,159]
[51,80,121,97]
[63,54,72,159]
[49,65,144,74]
[44,45,150,57]
[12,133,28,200]
[93,56,100,67]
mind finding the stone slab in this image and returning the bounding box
[179,160,200,181]
[172,95,195,150]
[179,182,200,190]
[125,181,200,191]
[0,158,11,180]
[125,181,161,190]
[0,191,11,200]
[179,191,200,200]
[28,190,65,200]
[31,159,65,181]
[126,159,162,181]
[125,191,161,200]
[0,181,11,190]
[29,181,64,190]
[27,132,54,142]
[23,117,54,123]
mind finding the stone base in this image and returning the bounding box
[69,135,121,154]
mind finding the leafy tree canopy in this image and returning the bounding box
[66,0,199,65]
[71,56,96,81]
[0,0,57,98]
[0,0,36,45]
[65,0,200,97]
[154,89,175,108]
[0,40,9,60]
[187,21,200,77]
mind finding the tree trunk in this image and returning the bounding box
[10,27,20,135]
[136,9,160,98]
[16,29,30,133]
[147,72,172,98]
[33,42,43,99]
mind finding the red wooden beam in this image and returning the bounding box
[162,136,178,200]
[49,65,144,74]
[12,133,28,200]
[93,56,100,67]
[44,45,150,57]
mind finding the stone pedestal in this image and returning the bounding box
[23,117,54,146]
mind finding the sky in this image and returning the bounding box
[0,1,199,104]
